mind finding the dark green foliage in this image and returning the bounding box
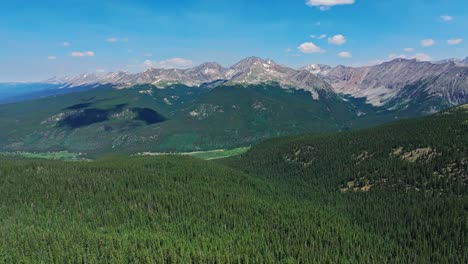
[221,106,468,263]
[0,107,467,262]
[63,102,92,110]
[132,107,166,124]
[58,108,111,128]
[0,156,394,263]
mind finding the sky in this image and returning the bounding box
[0,0,467,82]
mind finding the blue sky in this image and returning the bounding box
[0,0,467,82]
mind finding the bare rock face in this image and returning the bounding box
[320,59,468,107]
[224,57,333,98]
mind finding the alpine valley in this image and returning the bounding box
[1,56,468,157]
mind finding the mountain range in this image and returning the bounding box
[46,57,333,99]
[0,56,468,156]
[43,56,468,110]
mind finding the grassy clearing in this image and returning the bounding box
[137,147,250,160]
[0,151,84,160]
[187,147,250,160]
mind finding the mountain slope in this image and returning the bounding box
[320,58,468,111]
[221,105,468,263]
[0,83,395,157]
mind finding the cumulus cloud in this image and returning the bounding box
[62,42,71,47]
[328,34,346,45]
[447,38,463,45]
[440,15,453,22]
[404,48,415,52]
[338,51,352,58]
[412,53,432,62]
[420,39,435,47]
[47,56,57,60]
[71,51,95,57]
[298,42,325,53]
[306,0,355,11]
[144,58,193,69]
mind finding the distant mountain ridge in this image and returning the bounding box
[46,57,333,99]
[314,58,468,110]
[42,55,468,110]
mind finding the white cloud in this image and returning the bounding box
[306,0,355,10]
[412,53,432,61]
[144,58,193,69]
[144,53,153,57]
[71,51,95,57]
[440,15,453,22]
[47,56,57,60]
[354,59,385,67]
[62,42,71,47]
[328,34,346,45]
[404,48,415,52]
[338,51,352,58]
[420,39,435,47]
[106,37,128,43]
[285,48,292,53]
[159,58,193,68]
[311,34,327,39]
[298,42,325,53]
[447,38,463,45]
[143,60,153,68]
[318,34,327,39]
[388,54,407,60]
[96,69,106,73]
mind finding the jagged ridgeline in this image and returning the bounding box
[0,106,466,262]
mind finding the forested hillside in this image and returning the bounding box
[0,83,395,156]
[0,106,467,262]
[222,105,468,262]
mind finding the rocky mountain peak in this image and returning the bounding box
[230,57,277,69]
